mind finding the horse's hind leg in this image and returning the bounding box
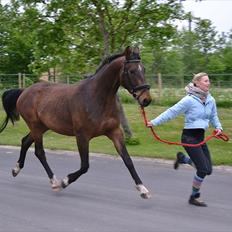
[108,128,151,199]
[34,140,60,191]
[61,135,89,189]
[12,133,34,177]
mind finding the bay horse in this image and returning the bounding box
[0,46,152,198]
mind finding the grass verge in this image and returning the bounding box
[0,103,231,166]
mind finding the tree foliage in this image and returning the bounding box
[1,0,183,75]
[1,0,232,81]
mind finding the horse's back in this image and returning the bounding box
[17,82,78,135]
[17,82,67,113]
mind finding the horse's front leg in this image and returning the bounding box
[12,133,34,177]
[60,135,89,189]
[107,128,151,199]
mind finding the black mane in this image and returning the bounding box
[94,53,123,74]
[85,48,140,79]
[84,53,123,79]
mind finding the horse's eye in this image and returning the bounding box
[129,70,136,75]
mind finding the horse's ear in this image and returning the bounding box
[133,46,140,54]
[124,46,132,60]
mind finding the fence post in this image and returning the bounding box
[157,72,162,103]
[18,73,22,88]
[22,73,26,88]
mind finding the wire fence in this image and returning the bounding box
[1,73,232,88]
[0,73,232,105]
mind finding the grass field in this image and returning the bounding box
[0,103,231,166]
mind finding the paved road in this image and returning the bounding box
[0,146,231,232]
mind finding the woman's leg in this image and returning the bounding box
[201,143,213,175]
[181,131,209,206]
[174,151,193,169]
[183,145,208,206]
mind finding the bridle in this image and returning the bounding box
[122,59,150,99]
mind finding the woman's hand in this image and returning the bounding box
[214,129,222,136]
[146,121,153,128]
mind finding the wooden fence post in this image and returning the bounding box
[22,73,26,88]
[157,72,162,103]
[18,73,22,88]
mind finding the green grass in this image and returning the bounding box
[0,103,231,166]
[119,87,232,107]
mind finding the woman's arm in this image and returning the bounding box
[149,96,190,126]
[210,100,223,130]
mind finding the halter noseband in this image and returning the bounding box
[123,59,150,97]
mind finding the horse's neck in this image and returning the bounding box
[92,61,122,100]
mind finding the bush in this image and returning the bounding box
[125,136,140,145]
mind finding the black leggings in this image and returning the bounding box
[181,129,212,179]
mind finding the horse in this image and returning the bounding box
[0,46,152,199]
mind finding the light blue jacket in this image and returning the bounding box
[151,94,222,130]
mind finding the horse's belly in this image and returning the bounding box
[42,119,74,136]
[50,127,74,136]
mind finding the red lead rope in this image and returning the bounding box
[140,107,229,147]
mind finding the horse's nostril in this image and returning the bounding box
[142,99,151,107]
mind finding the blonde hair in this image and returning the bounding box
[192,72,208,84]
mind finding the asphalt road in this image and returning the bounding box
[0,146,231,232]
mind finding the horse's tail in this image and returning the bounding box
[0,89,24,133]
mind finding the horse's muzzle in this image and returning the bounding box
[141,98,151,107]
[133,88,152,107]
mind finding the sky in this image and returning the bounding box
[181,0,232,33]
[1,0,232,33]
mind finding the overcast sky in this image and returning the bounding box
[1,0,232,33]
[180,0,232,33]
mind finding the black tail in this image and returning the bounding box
[0,89,24,133]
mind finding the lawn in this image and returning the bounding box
[0,103,231,166]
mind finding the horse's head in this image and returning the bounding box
[120,46,152,107]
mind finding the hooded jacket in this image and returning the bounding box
[151,94,222,130]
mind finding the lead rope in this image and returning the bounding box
[140,106,229,147]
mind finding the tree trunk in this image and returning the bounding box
[116,95,133,138]
[94,1,133,138]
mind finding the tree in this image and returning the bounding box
[3,0,183,75]
[2,0,184,140]
[194,19,218,67]
[0,4,34,73]
[220,31,232,78]
[173,15,225,76]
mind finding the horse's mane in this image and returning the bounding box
[83,53,123,79]
[84,48,140,79]
[94,53,124,74]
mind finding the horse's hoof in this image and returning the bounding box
[61,176,69,189]
[12,169,17,177]
[136,184,151,199]
[51,181,62,192]
[52,185,62,192]
[50,175,62,192]
[140,192,151,199]
[12,163,21,177]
